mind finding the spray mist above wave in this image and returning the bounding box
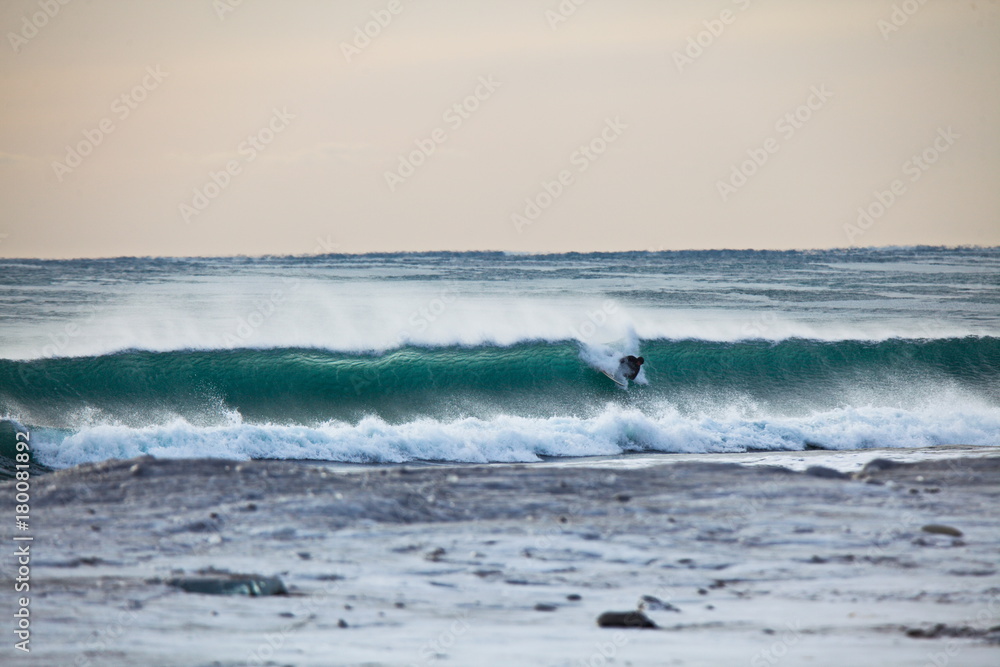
[1,281,991,361]
[3,247,998,361]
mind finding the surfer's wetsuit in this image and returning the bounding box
[620,355,644,381]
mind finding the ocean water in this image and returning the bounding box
[1,247,998,474]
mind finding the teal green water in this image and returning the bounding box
[3,338,997,426]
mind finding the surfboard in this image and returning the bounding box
[601,370,627,388]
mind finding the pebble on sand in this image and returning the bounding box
[596,611,657,629]
[804,466,850,480]
[166,574,287,597]
[858,458,900,475]
[921,524,963,538]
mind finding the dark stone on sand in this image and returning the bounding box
[614,493,631,502]
[474,569,503,578]
[338,619,348,628]
[804,466,850,480]
[567,594,582,601]
[182,519,218,533]
[922,524,963,537]
[597,611,657,629]
[391,544,422,554]
[54,556,105,567]
[947,568,996,576]
[859,458,900,475]
[905,623,1000,639]
[535,603,558,612]
[697,588,708,595]
[166,574,287,597]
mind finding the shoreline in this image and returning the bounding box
[4,448,999,665]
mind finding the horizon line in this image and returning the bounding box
[1,244,998,263]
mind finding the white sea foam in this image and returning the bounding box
[31,402,1000,469]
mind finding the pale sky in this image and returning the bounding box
[1,0,998,258]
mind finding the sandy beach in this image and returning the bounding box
[4,446,999,666]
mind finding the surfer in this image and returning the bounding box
[619,355,644,381]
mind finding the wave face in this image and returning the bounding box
[2,248,999,469]
[3,337,999,468]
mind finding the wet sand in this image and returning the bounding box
[4,447,1000,666]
